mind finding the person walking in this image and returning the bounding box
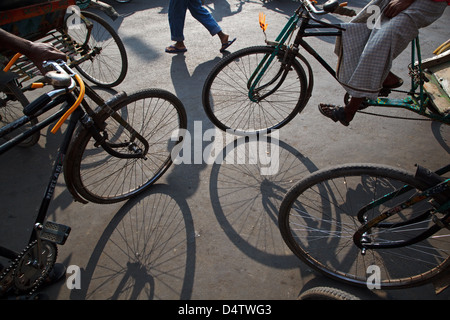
[166,0,236,53]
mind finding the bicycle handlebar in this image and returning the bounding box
[301,0,356,17]
[301,0,328,15]
[43,60,85,134]
[3,53,85,133]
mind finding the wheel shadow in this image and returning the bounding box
[69,183,196,300]
[208,133,319,268]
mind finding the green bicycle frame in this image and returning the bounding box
[247,13,300,102]
[246,5,450,124]
[365,38,437,118]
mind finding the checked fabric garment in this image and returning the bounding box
[335,0,447,99]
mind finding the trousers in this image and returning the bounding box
[336,0,446,99]
[168,0,222,42]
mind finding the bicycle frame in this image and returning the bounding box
[353,164,450,250]
[0,95,79,267]
[248,5,342,102]
[249,4,450,124]
[0,60,145,262]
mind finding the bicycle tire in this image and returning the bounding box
[64,89,187,204]
[0,81,39,147]
[64,11,128,88]
[279,163,450,289]
[299,286,360,300]
[202,46,308,135]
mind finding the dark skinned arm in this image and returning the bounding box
[0,28,66,74]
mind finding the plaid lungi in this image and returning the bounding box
[336,0,447,99]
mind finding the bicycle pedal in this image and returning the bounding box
[39,221,71,245]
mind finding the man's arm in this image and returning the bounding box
[0,28,66,73]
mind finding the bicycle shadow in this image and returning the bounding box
[68,183,196,300]
[208,133,319,269]
[99,0,170,15]
[431,121,450,155]
[164,53,224,198]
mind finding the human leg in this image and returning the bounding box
[340,0,446,98]
[187,0,236,51]
[322,0,446,125]
[168,0,189,42]
[167,0,189,52]
[187,0,222,36]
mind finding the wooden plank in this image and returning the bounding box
[420,50,450,70]
[429,61,450,98]
[424,70,450,115]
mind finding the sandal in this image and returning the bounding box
[220,38,236,53]
[165,45,187,54]
[318,104,350,126]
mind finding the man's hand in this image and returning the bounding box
[384,0,415,18]
[0,29,67,75]
[25,42,67,75]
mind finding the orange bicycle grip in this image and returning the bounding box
[51,73,85,134]
[3,53,22,72]
[31,82,45,89]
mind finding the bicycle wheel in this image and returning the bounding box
[299,286,360,300]
[202,46,308,135]
[0,81,39,147]
[64,11,128,87]
[279,163,450,289]
[64,89,187,204]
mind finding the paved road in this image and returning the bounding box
[0,0,449,300]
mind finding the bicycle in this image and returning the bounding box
[1,0,128,88]
[278,162,450,291]
[202,0,450,135]
[0,55,187,298]
[1,0,128,148]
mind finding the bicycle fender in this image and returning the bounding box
[66,179,89,204]
[293,51,314,107]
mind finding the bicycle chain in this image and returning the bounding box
[408,63,426,85]
[0,240,56,299]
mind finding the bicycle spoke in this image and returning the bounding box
[203,47,306,134]
[280,164,450,288]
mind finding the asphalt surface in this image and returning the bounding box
[0,0,449,301]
